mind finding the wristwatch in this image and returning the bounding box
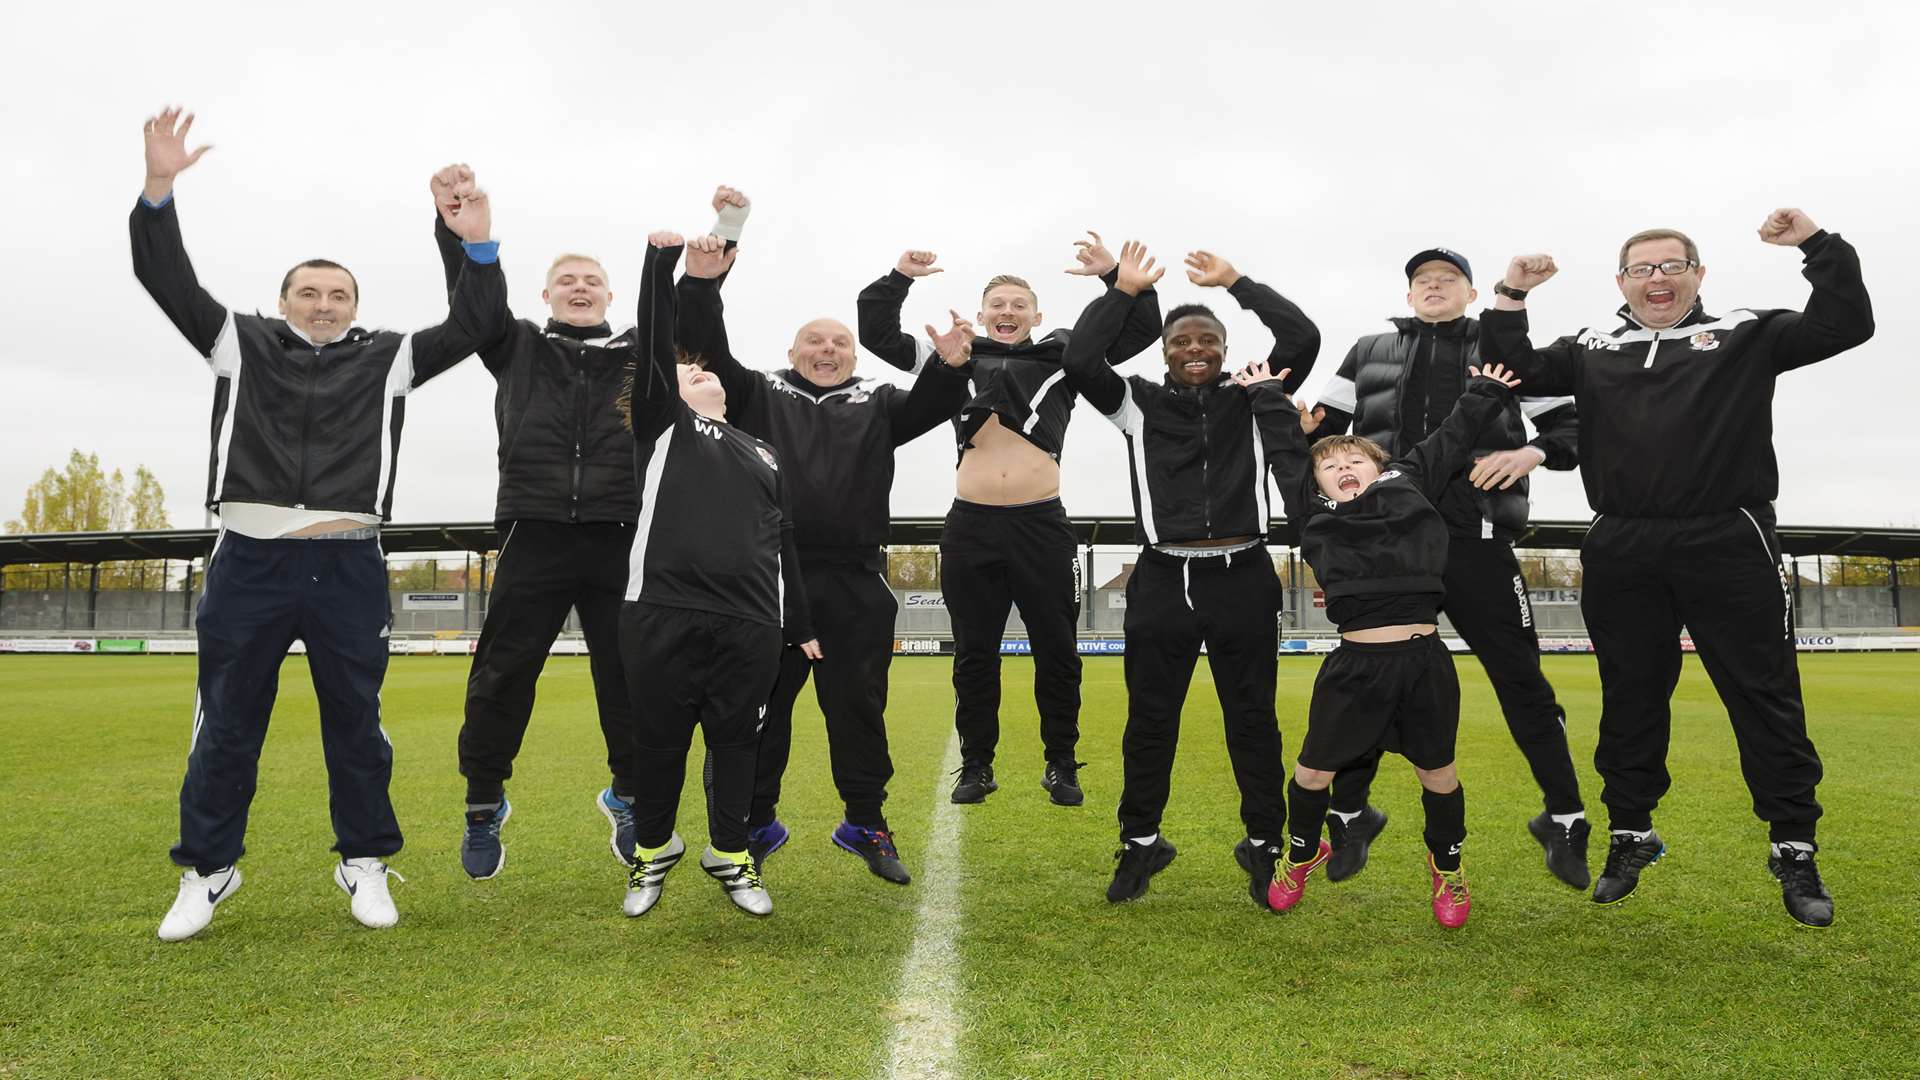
[1493,282,1529,301]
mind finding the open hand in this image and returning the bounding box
[1758,207,1818,246]
[685,233,738,278]
[1184,250,1241,289]
[1298,402,1327,435]
[1066,230,1117,277]
[927,309,975,367]
[1468,362,1522,390]
[896,249,942,278]
[1503,255,1557,291]
[1468,446,1546,491]
[1231,360,1289,388]
[1116,240,1164,295]
[143,108,211,200]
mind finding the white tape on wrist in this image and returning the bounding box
[712,202,750,242]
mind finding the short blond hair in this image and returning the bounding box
[1309,434,1390,468]
[546,253,608,284]
[981,274,1036,303]
[1617,229,1699,272]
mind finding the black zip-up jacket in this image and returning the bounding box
[673,275,970,572]
[624,243,811,643]
[434,219,637,524]
[1064,278,1320,545]
[1315,315,1578,541]
[132,196,505,519]
[1478,231,1873,518]
[856,268,1161,464]
[1271,379,1512,632]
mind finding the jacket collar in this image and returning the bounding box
[1388,314,1472,338]
[544,318,615,341]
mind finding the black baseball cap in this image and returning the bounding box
[1405,247,1472,283]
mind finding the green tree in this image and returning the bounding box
[5,451,172,590]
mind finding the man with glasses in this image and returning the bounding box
[1480,210,1874,927]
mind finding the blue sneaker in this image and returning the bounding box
[598,788,637,867]
[748,820,790,872]
[461,796,511,880]
[832,822,912,885]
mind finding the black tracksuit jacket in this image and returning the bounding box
[1062,279,1320,544]
[672,274,971,570]
[1271,380,1513,632]
[434,219,637,524]
[131,196,506,519]
[623,244,811,643]
[855,268,1161,464]
[1316,316,1578,540]
[1477,231,1873,518]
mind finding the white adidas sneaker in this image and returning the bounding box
[623,833,686,917]
[334,858,404,929]
[158,865,242,942]
[701,848,772,917]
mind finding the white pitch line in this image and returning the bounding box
[882,731,966,1080]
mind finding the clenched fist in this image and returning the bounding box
[896,250,941,278]
[1758,207,1819,247]
[1504,254,1558,291]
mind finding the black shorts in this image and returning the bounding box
[1297,634,1460,772]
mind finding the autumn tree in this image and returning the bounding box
[5,451,172,589]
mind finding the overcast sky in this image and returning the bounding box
[3,1,1915,536]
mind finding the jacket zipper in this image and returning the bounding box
[293,342,322,506]
[1643,330,1663,369]
[570,357,587,523]
[1199,389,1212,536]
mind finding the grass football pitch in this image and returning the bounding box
[2,653,1916,1079]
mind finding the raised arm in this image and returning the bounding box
[676,232,755,406]
[408,181,507,387]
[1307,342,1360,439]
[1247,372,1322,525]
[626,235,688,442]
[1066,231,1162,365]
[1752,209,1875,372]
[857,251,942,374]
[1186,251,1321,394]
[1062,240,1163,417]
[1396,366,1520,499]
[129,108,227,357]
[1479,254,1581,395]
[887,312,975,445]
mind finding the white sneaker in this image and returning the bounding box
[701,848,772,917]
[158,865,242,941]
[623,833,686,917]
[334,857,404,929]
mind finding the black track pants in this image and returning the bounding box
[941,498,1082,767]
[619,602,781,853]
[1116,547,1289,841]
[751,561,899,830]
[458,520,635,802]
[174,531,400,873]
[1581,507,1822,843]
[1330,538,1584,816]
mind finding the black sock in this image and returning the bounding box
[1423,784,1466,871]
[1327,753,1378,817]
[466,780,505,805]
[845,803,889,832]
[1287,779,1331,863]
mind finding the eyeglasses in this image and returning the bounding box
[1619,259,1698,278]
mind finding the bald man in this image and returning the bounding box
[672,189,973,886]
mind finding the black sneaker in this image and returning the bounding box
[1041,759,1086,806]
[1107,836,1177,903]
[1768,845,1834,928]
[1528,812,1593,889]
[950,762,997,804]
[1324,806,1388,882]
[832,822,912,885]
[460,796,511,880]
[1233,838,1285,911]
[1592,830,1665,905]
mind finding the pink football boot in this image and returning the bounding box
[1427,853,1472,929]
[1266,840,1332,912]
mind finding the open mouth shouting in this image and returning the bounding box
[1337,474,1361,494]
